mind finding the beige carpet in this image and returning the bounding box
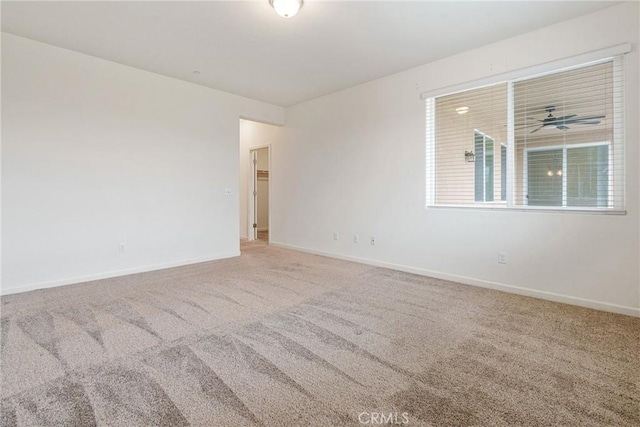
[1,241,638,426]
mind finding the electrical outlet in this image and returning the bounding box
[119,242,127,253]
[498,251,507,264]
[333,232,339,240]
[370,236,376,245]
[353,234,359,243]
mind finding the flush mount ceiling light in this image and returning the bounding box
[270,0,303,18]
[456,106,469,115]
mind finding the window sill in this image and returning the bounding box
[427,205,627,215]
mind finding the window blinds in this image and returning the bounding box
[513,58,624,210]
[432,83,508,206]
[426,54,624,212]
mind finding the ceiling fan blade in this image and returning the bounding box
[564,117,602,124]
[573,114,606,121]
[516,123,543,128]
[556,125,570,130]
[530,126,543,133]
[570,120,601,125]
[553,114,577,121]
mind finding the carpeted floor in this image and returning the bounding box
[1,242,638,426]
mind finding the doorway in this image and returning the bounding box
[249,147,270,242]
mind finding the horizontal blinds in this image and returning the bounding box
[513,58,624,210]
[433,83,508,206]
[427,55,624,211]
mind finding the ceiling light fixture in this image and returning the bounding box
[269,0,303,18]
[456,106,469,115]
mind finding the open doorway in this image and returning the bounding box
[249,146,270,242]
[239,118,278,246]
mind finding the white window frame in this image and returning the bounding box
[423,43,629,214]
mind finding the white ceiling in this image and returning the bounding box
[1,1,619,107]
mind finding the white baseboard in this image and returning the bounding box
[269,241,640,318]
[0,251,241,296]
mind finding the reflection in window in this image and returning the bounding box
[474,131,494,202]
[567,145,609,207]
[501,144,507,201]
[526,143,609,208]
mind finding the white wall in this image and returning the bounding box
[1,33,284,294]
[268,3,640,316]
[239,120,280,239]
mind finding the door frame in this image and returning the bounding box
[248,145,271,242]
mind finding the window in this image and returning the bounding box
[525,143,609,208]
[427,83,508,206]
[474,130,494,202]
[425,52,625,212]
[500,144,507,202]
